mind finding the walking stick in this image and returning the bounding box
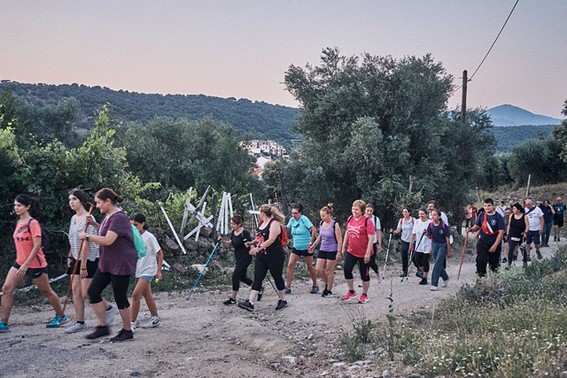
[188,241,220,300]
[382,232,393,278]
[457,232,469,281]
[62,205,93,314]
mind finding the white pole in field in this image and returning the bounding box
[195,202,207,242]
[228,192,234,219]
[224,192,230,234]
[159,204,188,255]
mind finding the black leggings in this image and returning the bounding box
[233,254,253,291]
[413,252,430,273]
[368,243,379,273]
[400,240,410,274]
[343,252,371,281]
[88,270,131,309]
[252,251,285,292]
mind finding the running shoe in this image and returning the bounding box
[419,278,428,285]
[223,298,236,306]
[430,286,438,291]
[526,256,532,262]
[442,278,449,288]
[46,314,68,328]
[341,291,357,302]
[0,321,9,333]
[284,287,291,295]
[86,325,110,340]
[130,321,137,333]
[142,316,160,329]
[322,290,333,298]
[415,271,423,278]
[358,294,369,304]
[65,322,87,334]
[257,286,265,301]
[275,299,288,310]
[310,285,320,294]
[238,300,254,312]
[110,328,134,343]
[399,272,407,278]
[105,304,117,325]
[536,249,543,259]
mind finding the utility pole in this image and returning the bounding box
[461,70,468,124]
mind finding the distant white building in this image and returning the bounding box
[241,140,287,157]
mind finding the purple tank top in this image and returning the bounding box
[319,220,338,252]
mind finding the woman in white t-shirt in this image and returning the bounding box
[409,209,432,285]
[130,213,164,331]
[391,207,416,278]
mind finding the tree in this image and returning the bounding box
[507,137,567,186]
[552,99,567,163]
[275,48,495,223]
[122,116,260,194]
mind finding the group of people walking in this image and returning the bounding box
[0,189,163,342]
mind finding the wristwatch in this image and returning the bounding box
[86,234,90,241]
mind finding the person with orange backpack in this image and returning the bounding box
[467,198,506,277]
[390,207,415,277]
[238,204,288,312]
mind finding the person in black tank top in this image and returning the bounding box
[506,203,529,269]
[238,204,288,312]
[218,215,253,306]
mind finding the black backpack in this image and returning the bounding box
[27,218,51,253]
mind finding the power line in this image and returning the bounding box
[469,0,520,81]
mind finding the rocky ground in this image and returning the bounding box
[1,238,564,378]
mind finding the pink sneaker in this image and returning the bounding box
[358,294,369,304]
[341,291,357,302]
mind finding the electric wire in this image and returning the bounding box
[451,0,520,95]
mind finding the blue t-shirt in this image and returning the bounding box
[475,211,505,244]
[287,215,313,250]
[428,222,450,244]
[539,204,554,223]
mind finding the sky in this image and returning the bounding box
[1,0,566,118]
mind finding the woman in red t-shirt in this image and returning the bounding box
[340,200,375,304]
[0,194,67,333]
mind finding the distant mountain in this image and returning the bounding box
[491,124,556,153]
[0,80,300,144]
[487,104,561,127]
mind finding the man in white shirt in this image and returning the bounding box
[524,198,544,260]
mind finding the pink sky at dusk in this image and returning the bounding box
[1,0,566,118]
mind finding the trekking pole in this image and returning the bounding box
[405,231,427,282]
[188,241,220,300]
[266,276,278,294]
[382,232,393,278]
[457,232,469,281]
[62,205,93,313]
[403,246,415,282]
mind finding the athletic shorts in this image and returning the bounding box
[139,275,155,282]
[13,262,47,280]
[317,250,337,260]
[554,217,564,227]
[291,248,313,257]
[526,230,541,245]
[67,257,98,278]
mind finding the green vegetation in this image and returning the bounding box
[492,124,556,153]
[0,80,300,144]
[339,246,567,377]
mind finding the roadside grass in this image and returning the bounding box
[339,246,567,377]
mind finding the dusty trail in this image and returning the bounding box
[1,240,563,377]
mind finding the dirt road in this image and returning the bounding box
[1,240,563,378]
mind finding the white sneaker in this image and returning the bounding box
[105,304,116,325]
[64,322,87,334]
[430,286,438,291]
[442,278,449,288]
[142,316,160,328]
[131,321,137,333]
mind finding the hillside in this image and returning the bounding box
[487,104,561,126]
[492,124,557,153]
[0,80,300,143]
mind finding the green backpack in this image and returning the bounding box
[131,225,147,259]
